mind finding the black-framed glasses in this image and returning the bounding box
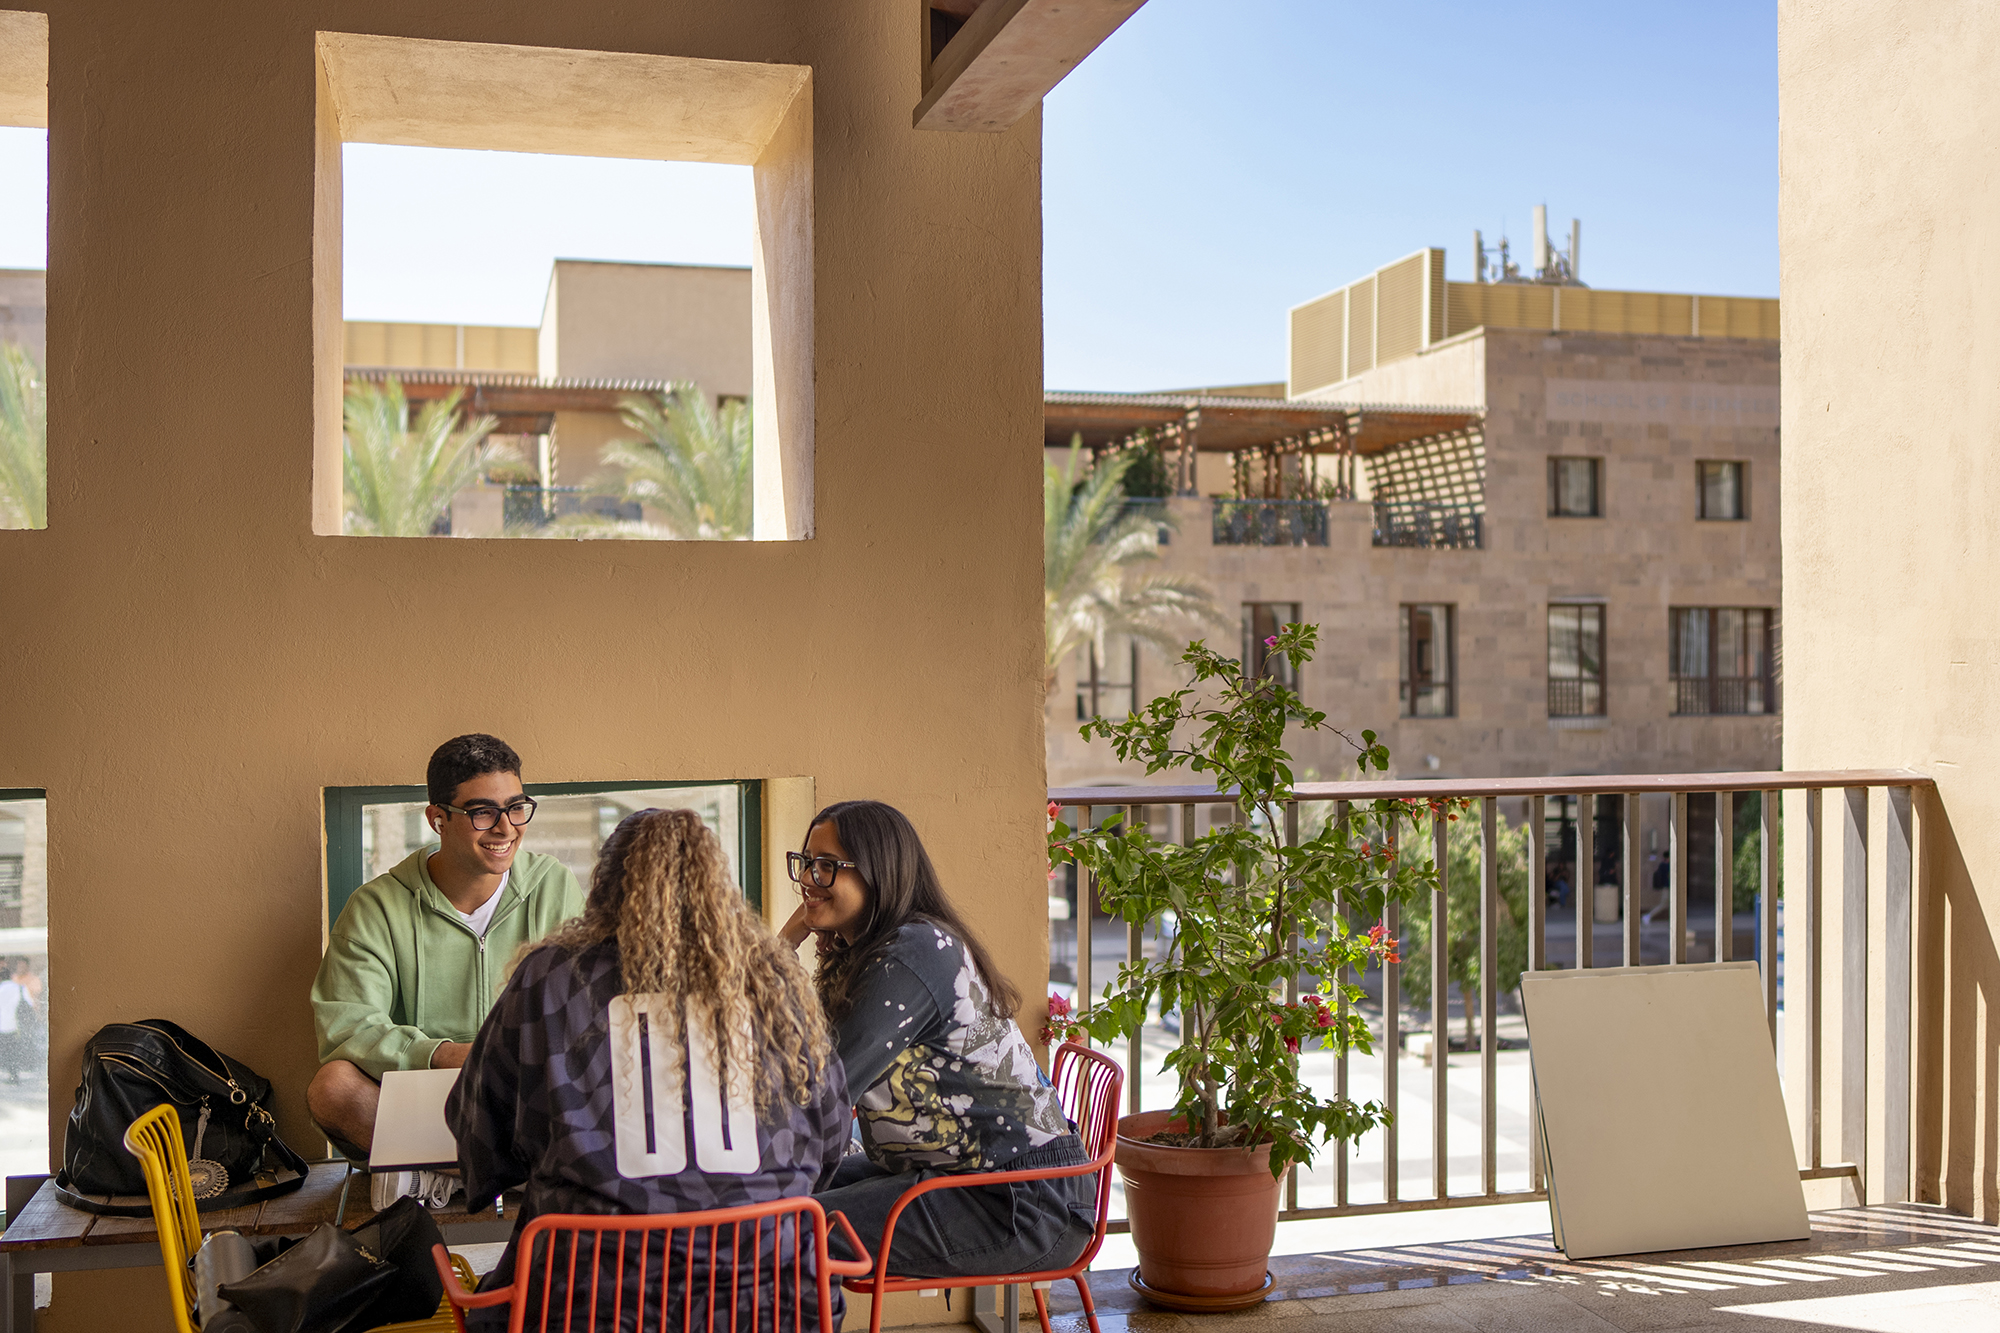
[787,851,857,890]
[440,798,538,831]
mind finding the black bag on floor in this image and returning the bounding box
[55,1019,309,1216]
[217,1196,448,1333]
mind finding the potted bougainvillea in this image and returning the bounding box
[1047,624,1435,1310]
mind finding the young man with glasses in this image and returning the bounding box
[308,733,584,1202]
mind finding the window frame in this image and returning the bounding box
[1547,602,1607,718]
[1547,456,1602,518]
[1075,637,1141,721]
[1398,603,1456,718]
[324,778,764,926]
[1669,606,1778,715]
[1243,602,1303,690]
[1696,460,1749,521]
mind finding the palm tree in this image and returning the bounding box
[601,384,752,540]
[342,378,507,537]
[0,343,46,530]
[1045,442,1224,694]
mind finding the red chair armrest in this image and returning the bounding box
[821,1210,874,1278]
[868,1149,1114,1282]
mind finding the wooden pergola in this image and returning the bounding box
[1043,390,1483,498]
[343,367,674,436]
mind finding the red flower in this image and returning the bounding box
[1284,1036,1301,1054]
[1047,800,1062,819]
[1316,1008,1334,1029]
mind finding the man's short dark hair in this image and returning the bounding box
[427,733,523,808]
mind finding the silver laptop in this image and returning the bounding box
[368,1067,461,1172]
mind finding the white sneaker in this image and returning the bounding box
[369,1169,459,1210]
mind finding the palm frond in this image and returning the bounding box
[601,384,752,540]
[342,378,508,537]
[0,343,47,530]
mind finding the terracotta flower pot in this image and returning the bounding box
[1114,1110,1286,1311]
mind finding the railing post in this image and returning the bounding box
[1716,791,1735,963]
[1805,787,1823,1170]
[1128,805,1145,1117]
[1576,795,1594,970]
[1479,796,1498,1198]
[1670,791,1688,964]
[1431,807,1449,1203]
[1077,805,1093,1020]
[1842,786,1868,1196]
[1623,792,1642,966]
[1761,791,1779,1045]
[1334,799,1350,1209]
[1383,814,1400,1204]
[1885,784,1913,1204]
[1527,795,1546,1192]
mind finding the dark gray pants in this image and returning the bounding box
[817,1138,1096,1280]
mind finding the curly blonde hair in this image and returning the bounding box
[546,808,830,1111]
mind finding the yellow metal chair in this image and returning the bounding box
[124,1102,474,1333]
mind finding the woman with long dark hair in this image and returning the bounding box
[782,800,1092,1278]
[451,808,852,1330]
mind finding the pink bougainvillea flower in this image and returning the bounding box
[1047,992,1072,1017]
[1284,1036,1301,1054]
[1047,800,1062,819]
[1316,1008,1334,1028]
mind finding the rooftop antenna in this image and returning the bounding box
[1569,218,1581,283]
[1532,204,1550,277]
[1472,229,1486,283]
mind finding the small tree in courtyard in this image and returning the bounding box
[343,378,507,537]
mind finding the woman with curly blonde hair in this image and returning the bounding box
[450,808,852,1330]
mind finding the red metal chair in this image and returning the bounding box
[844,1041,1124,1333]
[428,1196,872,1333]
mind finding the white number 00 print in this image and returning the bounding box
[609,994,760,1179]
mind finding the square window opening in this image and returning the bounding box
[0,790,49,1187]
[1547,456,1600,518]
[325,780,762,929]
[0,12,49,532]
[1548,603,1606,717]
[1671,607,1777,715]
[314,34,813,542]
[1697,460,1747,520]
[1400,604,1455,717]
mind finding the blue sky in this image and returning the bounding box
[0,0,1775,391]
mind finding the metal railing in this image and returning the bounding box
[1547,678,1605,717]
[1373,501,1484,549]
[1674,676,1778,716]
[1050,768,1929,1231]
[1211,499,1329,547]
[1116,497,1171,545]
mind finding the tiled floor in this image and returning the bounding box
[1028,1205,2000,1333]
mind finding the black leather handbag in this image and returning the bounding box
[56,1019,310,1215]
[216,1197,447,1333]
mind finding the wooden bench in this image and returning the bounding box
[0,1165,515,1333]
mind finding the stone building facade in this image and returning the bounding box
[1047,324,1782,791]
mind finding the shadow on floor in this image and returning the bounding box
[1038,1204,2000,1332]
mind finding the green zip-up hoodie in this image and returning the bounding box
[311,846,585,1080]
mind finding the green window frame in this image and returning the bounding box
[324,779,763,928]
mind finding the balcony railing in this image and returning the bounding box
[1373,500,1484,549]
[1050,769,1928,1232]
[1674,675,1778,716]
[1211,498,1329,547]
[1548,677,1605,717]
[1116,497,1171,545]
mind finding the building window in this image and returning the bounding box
[1671,608,1777,715]
[1399,604,1455,717]
[1548,604,1605,717]
[1547,457,1601,518]
[1697,461,1747,520]
[325,780,760,924]
[1075,638,1139,720]
[1243,603,1302,688]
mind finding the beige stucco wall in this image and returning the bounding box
[2,3,1045,1324]
[540,259,752,393]
[1050,328,1783,790]
[1779,0,2000,1220]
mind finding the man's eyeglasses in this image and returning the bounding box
[786,851,858,890]
[439,798,539,831]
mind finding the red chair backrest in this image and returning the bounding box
[483,1196,860,1333]
[1050,1041,1124,1256]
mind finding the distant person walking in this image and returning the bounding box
[0,959,31,1083]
